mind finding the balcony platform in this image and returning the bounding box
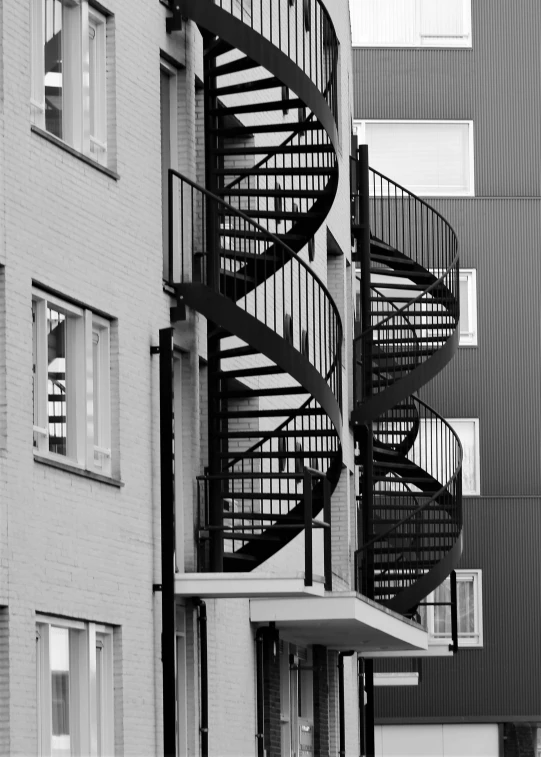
[174,571,326,598]
[249,591,428,654]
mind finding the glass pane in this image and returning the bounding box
[457,579,475,636]
[96,642,103,756]
[32,302,38,445]
[47,307,67,456]
[459,277,469,335]
[93,331,100,449]
[89,26,96,139]
[420,0,465,37]
[50,627,70,756]
[44,0,63,139]
[433,580,452,636]
[365,122,471,195]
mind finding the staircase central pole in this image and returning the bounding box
[357,145,376,757]
[204,39,224,572]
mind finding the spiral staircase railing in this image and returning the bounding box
[169,0,342,575]
[352,147,463,617]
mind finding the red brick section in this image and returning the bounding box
[313,645,330,757]
[504,723,538,757]
[261,626,281,757]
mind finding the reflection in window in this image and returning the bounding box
[47,307,67,456]
[50,626,71,754]
[44,0,64,139]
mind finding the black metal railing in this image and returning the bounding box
[186,0,339,122]
[356,397,462,606]
[168,168,342,404]
[197,466,333,589]
[352,167,459,403]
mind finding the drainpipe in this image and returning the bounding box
[193,598,208,757]
[358,657,375,757]
[255,629,265,757]
[338,651,355,757]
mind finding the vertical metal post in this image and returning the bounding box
[204,42,224,572]
[450,569,458,653]
[158,328,177,757]
[357,145,375,602]
[193,599,208,757]
[323,476,332,591]
[304,468,313,587]
[364,659,375,757]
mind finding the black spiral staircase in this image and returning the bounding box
[352,148,463,618]
[167,0,342,579]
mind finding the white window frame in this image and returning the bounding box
[30,0,109,164]
[351,0,472,48]
[458,268,477,346]
[447,417,480,495]
[422,569,483,648]
[33,288,112,476]
[354,119,475,197]
[36,615,115,756]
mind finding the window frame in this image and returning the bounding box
[30,0,109,165]
[447,417,480,495]
[32,288,112,476]
[36,615,115,756]
[422,569,483,648]
[458,268,477,346]
[354,119,475,197]
[351,0,472,49]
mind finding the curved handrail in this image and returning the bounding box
[368,166,459,232]
[175,0,339,145]
[356,396,463,605]
[169,168,343,405]
[356,262,458,339]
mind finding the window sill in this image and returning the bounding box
[34,453,124,488]
[31,125,119,181]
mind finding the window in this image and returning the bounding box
[32,289,112,475]
[459,269,477,346]
[31,0,109,165]
[37,616,114,756]
[412,417,479,495]
[355,120,475,196]
[447,418,480,495]
[421,570,483,647]
[351,0,472,48]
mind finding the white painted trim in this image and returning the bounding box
[351,0,472,48]
[175,572,326,598]
[249,593,428,653]
[363,644,454,658]
[32,288,112,475]
[424,569,483,648]
[459,268,478,346]
[447,417,480,495]
[374,672,419,687]
[353,119,475,197]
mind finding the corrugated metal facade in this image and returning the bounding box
[352,0,541,197]
[374,498,541,722]
[353,0,541,729]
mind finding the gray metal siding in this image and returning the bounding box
[374,498,541,721]
[352,0,541,197]
[418,199,541,496]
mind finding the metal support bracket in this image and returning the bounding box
[166,4,183,33]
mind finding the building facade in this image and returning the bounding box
[352,0,541,755]
[0,0,465,755]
